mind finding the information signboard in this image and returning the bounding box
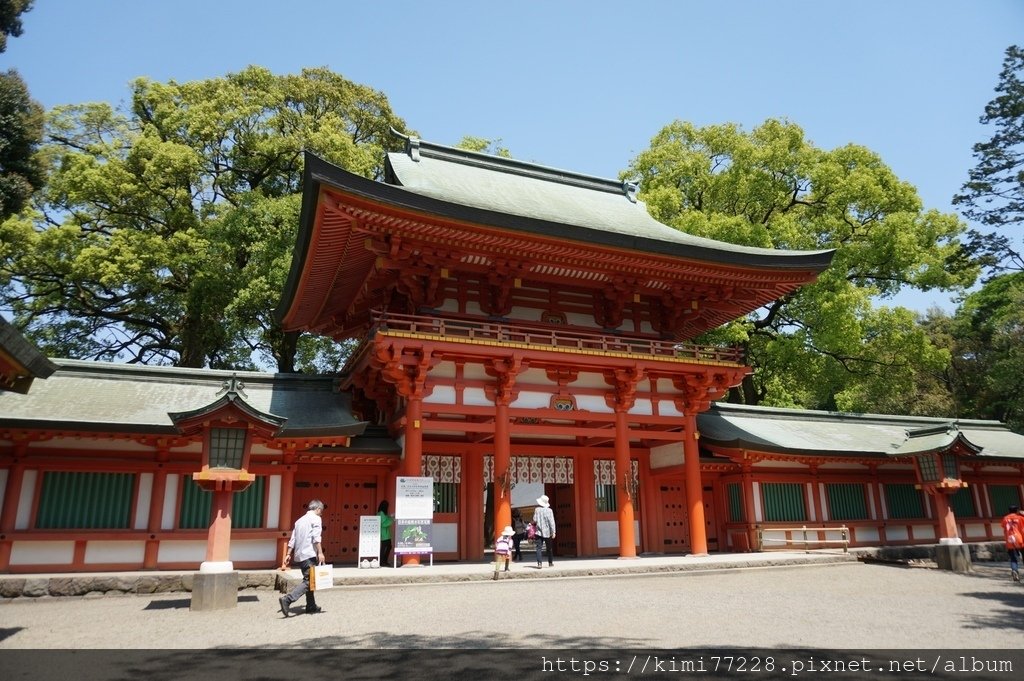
[394,476,433,559]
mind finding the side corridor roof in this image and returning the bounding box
[698,402,1024,460]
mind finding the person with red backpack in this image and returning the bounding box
[1002,505,1024,582]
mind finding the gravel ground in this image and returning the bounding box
[1,561,1022,649]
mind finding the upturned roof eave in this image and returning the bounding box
[276,153,836,326]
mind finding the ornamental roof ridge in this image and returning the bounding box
[390,129,638,201]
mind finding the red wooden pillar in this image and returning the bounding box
[204,485,234,565]
[493,400,512,543]
[932,492,959,540]
[683,414,709,556]
[615,409,637,558]
[144,465,168,569]
[0,456,26,571]
[401,395,424,567]
[277,457,296,566]
[741,460,757,552]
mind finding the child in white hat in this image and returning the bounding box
[493,525,515,580]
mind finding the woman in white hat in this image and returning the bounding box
[533,494,556,568]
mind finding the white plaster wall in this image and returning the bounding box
[650,442,683,469]
[629,399,654,416]
[912,525,936,541]
[432,522,458,552]
[639,321,655,334]
[854,527,879,543]
[161,474,179,530]
[158,540,207,564]
[818,483,828,521]
[516,368,550,385]
[424,385,457,405]
[134,473,153,530]
[85,541,146,564]
[463,364,490,380]
[659,401,683,417]
[752,461,807,469]
[886,526,909,541]
[752,483,763,522]
[15,469,35,530]
[596,520,641,548]
[10,540,74,565]
[576,395,612,413]
[266,475,281,529]
[438,299,459,313]
[463,388,492,407]
[867,486,877,519]
[512,391,553,409]
[964,523,988,540]
[565,312,600,329]
[430,361,457,379]
[465,301,484,316]
[229,539,278,562]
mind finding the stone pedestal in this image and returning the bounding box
[190,571,239,611]
[934,541,972,573]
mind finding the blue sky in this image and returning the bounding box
[4,0,1022,311]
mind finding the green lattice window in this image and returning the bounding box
[950,487,976,517]
[762,482,806,522]
[434,482,458,513]
[727,483,744,522]
[826,483,869,521]
[178,476,266,529]
[36,471,135,529]
[596,483,617,513]
[884,483,925,519]
[988,485,1022,516]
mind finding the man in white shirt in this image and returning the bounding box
[278,499,327,617]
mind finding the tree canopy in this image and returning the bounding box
[0,66,409,371]
[626,119,976,411]
[0,0,42,222]
[954,45,1024,272]
[0,0,31,53]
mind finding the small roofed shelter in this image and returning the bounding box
[694,403,1024,552]
[276,135,835,562]
[0,316,56,394]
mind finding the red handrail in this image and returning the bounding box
[371,311,744,364]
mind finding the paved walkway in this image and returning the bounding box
[0,549,858,597]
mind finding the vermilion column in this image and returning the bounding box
[204,485,234,564]
[615,409,637,558]
[144,466,168,569]
[0,459,26,571]
[683,414,709,556]
[932,492,959,540]
[401,395,424,566]
[493,400,512,542]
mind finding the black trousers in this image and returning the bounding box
[535,536,554,565]
[285,557,317,609]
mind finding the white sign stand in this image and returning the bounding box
[358,515,382,568]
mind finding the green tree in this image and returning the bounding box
[954,45,1024,271]
[0,66,409,371]
[0,69,42,220]
[626,119,976,412]
[940,273,1024,432]
[0,0,42,221]
[0,0,31,53]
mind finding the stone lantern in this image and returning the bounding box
[169,375,285,610]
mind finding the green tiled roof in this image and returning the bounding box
[0,359,366,437]
[382,136,835,269]
[697,403,1024,460]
